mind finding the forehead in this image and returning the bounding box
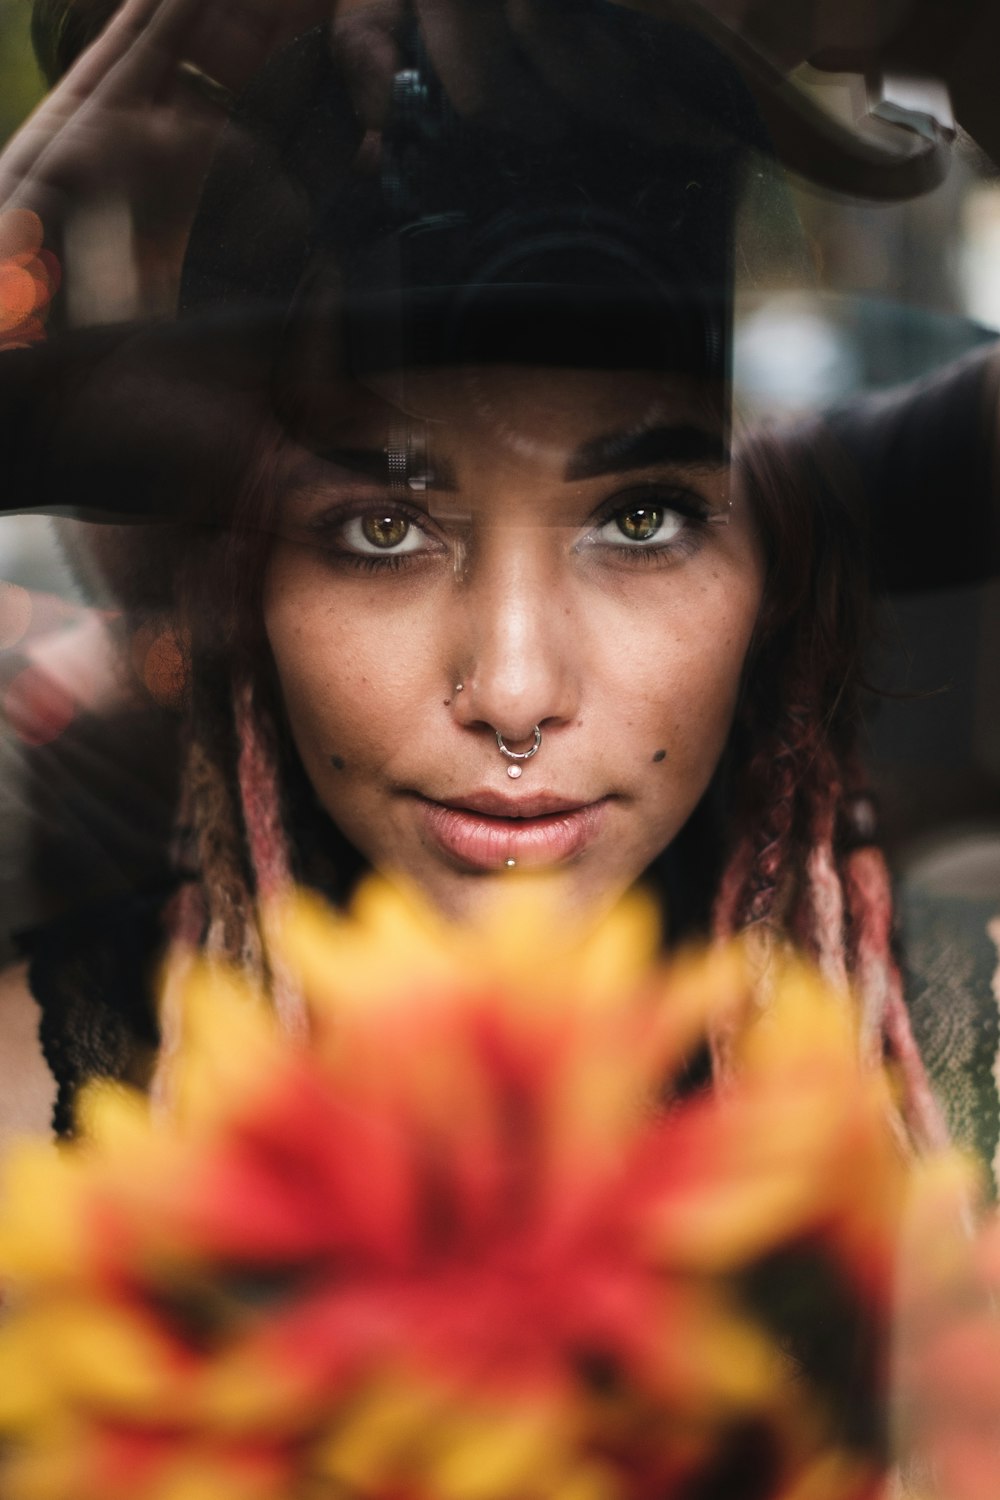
[296,365,727,473]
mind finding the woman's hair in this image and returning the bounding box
[32,0,945,1150]
[709,427,943,1147]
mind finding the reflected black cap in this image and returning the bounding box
[181,8,771,387]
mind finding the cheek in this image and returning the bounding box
[263,552,424,772]
[675,617,755,732]
[623,574,762,785]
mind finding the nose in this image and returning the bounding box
[450,531,580,744]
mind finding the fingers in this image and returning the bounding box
[108,0,296,104]
[0,1,366,325]
[65,0,209,102]
[393,0,730,148]
[1,0,329,209]
[45,0,332,113]
[414,0,565,139]
[44,0,176,100]
[331,0,404,130]
[333,0,569,141]
[0,0,231,204]
[153,0,335,102]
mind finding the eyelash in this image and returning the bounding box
[304,500,445,573]
[302,486,716,573]
[585,487,715,567]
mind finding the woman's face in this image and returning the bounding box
[264,365,765,921]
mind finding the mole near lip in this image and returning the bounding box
[416,795,610,871]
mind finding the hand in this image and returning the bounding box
[695,0,1000,161]
[333,0,750,148]
[332,0,992,188]
[0,0,332,319]
[683,0,914,72]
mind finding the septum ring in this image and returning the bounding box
[496,727,541,779]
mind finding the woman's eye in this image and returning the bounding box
[342,510,424,554]
[597,504,685,547]
[362,512,410,549]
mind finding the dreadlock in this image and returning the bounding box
[708,424,946,1151]
[149,431,309,1105]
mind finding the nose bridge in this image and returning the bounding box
[459,524,577,736]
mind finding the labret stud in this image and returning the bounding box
[505,858,516,869]
[507,765,522,780]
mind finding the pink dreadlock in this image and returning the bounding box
[705,426,947,1151]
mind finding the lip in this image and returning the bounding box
[414,792,611,871]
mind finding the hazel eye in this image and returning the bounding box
[362,512,411,549]
[336,509,428,556]
[616,506,665,543]
[596,503,686,548]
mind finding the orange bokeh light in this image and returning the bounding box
[0,208,59,348]
[131,624,189,709]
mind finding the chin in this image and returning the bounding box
[391,859,636,929]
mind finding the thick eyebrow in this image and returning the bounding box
[565,424,729,482]
[311,446,458,490]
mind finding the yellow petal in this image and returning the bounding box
[171,962,281,1127]
[548,1463,619,1500]
[11,1299,178,1414]
[75,1081,152,1154]
[313,1375,442,1490]
[426,1404,570,1500]
[0,1145,91,1283]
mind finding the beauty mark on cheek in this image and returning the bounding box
[330,755,346,772]
[652,749,668,764]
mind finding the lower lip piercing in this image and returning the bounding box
[418,798,607,871]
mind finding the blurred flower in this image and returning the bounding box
[893,1154,1000,1500]
[0,881,908,1500]
[0,209,60,349]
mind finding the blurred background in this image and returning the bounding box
[0,0,42,139]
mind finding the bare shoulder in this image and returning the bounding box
[0,961,56,1150]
